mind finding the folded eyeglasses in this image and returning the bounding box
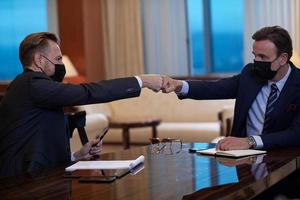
[149,137,182,154]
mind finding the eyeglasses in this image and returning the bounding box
[149,137,182,154]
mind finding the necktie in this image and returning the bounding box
[251,162,268,180]
[262,83,278,133]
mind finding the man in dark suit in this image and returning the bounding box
[0,32,163,178]
[161,26,300,151]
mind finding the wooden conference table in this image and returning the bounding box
[1,143,300,200]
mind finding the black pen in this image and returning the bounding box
[97,127,109,141]
[189,147,206,153]
[89,128,109,157]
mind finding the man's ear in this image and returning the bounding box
[33,53,43,67]
[279,53,288,66]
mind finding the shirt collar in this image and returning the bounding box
[268,64,291,92]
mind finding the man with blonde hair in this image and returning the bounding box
[0,32,162,177]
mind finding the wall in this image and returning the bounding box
[57,0,106,82]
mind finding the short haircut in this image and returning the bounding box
[19,32,60,68]
[252,26,293,60]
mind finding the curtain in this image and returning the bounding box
[290,0,300,65]
[141,0,189,76]
[100,0,144,79]
[244,0,300,65]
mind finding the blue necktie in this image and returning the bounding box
[262,83,278,133]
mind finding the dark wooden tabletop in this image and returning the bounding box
[1,143,300,200]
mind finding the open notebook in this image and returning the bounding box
[199,148,266,158]
[65,155,145,172]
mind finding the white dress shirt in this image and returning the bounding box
[135,76,143,88]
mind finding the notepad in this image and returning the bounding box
[198,148,266,158]
[65,155,145,172]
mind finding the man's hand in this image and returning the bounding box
[139,74,163,92]
[73,137,103,161]
[216,136,250,151]
[161,76,183,93]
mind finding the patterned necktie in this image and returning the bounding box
[251,162,268,180]
[262,83,278,133]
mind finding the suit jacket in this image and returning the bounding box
[182,62,300,150]
[0,70,141,178]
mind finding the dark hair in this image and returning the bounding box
[252,26,293,60]
[19,32,60,68]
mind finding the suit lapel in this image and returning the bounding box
[269,65,300,122]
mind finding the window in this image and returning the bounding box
[0,0,47,80]
[187,0,204,74]
[187,0,244,74]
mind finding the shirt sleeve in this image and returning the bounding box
[252,135,264,149]
[176,80,189,95]
[134,76,143,88]
[71,152,76,161]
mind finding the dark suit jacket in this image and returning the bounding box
[182,62,300,150]
[0,70,141,178]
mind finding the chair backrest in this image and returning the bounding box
[67,111,89,145]
[108,89,235,122]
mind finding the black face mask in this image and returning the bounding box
[252,59,278,80]
[50,64,66,82]
[41,55,66,82]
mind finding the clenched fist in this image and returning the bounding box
[161,76,183,93]
[140,74,163,92]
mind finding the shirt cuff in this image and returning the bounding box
[135,76,143,88]
[252,135,264,149]
[176,80,189,95]
[71,152,76,161]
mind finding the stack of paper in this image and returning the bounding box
[65,155,145,172]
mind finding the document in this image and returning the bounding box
[65,155,145,172]
[198,148,266,158]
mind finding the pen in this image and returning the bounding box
[89,128,109,157]
[97,127,109,141]
[189,148,206,153]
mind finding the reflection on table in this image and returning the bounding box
[1,143,300,200]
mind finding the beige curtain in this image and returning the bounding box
[291,0,300,59]
[100,0,144,79]
[244,0,300,65]
[141,0,189,76]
